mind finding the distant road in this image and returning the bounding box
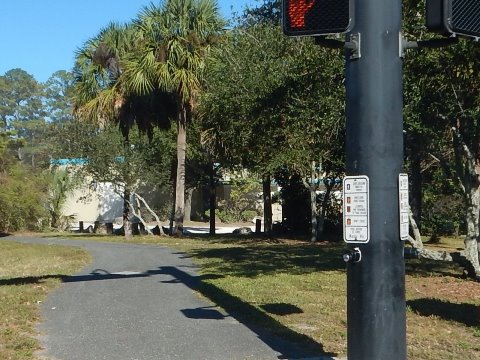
[6,236,339,360]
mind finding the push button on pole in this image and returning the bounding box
[343,247,362,263]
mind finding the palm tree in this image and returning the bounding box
[73,22,136,127]
[122,0,224,236]
[72,22,139,238]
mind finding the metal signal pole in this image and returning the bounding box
[344,0,406,359]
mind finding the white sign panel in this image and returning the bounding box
[399,173,409,241]
[343,175,370,243]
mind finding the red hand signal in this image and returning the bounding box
[288,0,316,29]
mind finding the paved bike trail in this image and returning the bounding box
[5,236,339,360]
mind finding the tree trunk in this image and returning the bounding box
[120,128,132,239]
[169,180,175,235]
[407,209,453,261]
[310,185,318,242]
[408,209,423,248]
[131,193,165,236]
[317,181,333,240]
[465,187,480,279]
[410,152,423,231]
[50,213,58,229]
[184,187,194,222]
[123,188,132,239]
[174,107,187,236]
[452,127,480,279]
[302,170,321,242]
[209,161,216,235]
[263,174,272,236]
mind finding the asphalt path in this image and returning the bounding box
[4,236,340,360]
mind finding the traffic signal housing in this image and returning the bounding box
[283,0,353,36]
[426,0,480,38]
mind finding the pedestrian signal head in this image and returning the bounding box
[283,0,353,36]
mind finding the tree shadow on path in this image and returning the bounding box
[157,265,337,360]
[0,269,164,286]
[1,266,338,359]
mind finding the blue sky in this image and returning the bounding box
[0,0,254,83]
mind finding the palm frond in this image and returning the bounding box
[74,86,121,125]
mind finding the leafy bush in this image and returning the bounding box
[214,208,235,223]
[240,210,258,222]
[213,206,261,224]
[0,163,48,232]
[422,193,466,236]
[209,175,262,223]
[47,167,81,230]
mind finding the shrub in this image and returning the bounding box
[422,193,466,236]
[212,176,262,223]
[0,164,48,232]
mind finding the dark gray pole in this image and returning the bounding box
[345,0,406,359]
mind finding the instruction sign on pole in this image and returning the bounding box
[343,175,370,243]
[399,173,409,241]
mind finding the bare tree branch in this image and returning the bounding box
[133,192,166,236]
[127,197,153,235]
[407,208,453,261]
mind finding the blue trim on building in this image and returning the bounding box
[50,158,87,166]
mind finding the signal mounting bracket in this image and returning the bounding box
[346,33,361,59]
[314,32,360,59]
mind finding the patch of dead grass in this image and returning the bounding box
[0,240,90,360]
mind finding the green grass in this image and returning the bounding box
[0,240,90,360]
[182,235,479,359]
[8,233,480,359]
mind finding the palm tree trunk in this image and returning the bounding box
[174,106,187,236]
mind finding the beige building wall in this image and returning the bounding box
[62,182,124,224]
[60,168,282,226]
